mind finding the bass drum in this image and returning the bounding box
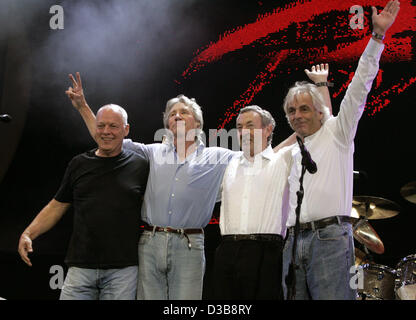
[356,263,396,300]
[395,254,416,300]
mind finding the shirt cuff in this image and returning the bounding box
[364,37,385,61]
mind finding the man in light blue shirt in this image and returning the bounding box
[123,139,234,229]
[123,128,235,299]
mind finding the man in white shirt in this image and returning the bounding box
[281,0,400,300]
[212,63,333,300]
[213,105,292,299]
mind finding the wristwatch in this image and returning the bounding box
[372,31,385,41]
[315,82,334,87]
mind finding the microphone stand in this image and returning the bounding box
[285,164,307,300]
[285,138,316,300]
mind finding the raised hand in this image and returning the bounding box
[372,0,400,35]
[65,72,87,110]
[304,63,329,84]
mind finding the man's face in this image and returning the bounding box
[287,93,323,138]
[95,108,129,157]
[237,111,271,157]
[167,102,200,141]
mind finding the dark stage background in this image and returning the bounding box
[0,0,415,300]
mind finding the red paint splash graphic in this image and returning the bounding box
[179,0,416,130]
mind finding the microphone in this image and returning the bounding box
[296,136,317,174]
[0,114,12,123]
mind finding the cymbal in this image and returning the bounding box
[400,181,416,204]
[353,219,385,254]
[352,196,400,220]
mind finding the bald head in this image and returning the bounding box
[95,104,129,157]
[97,104,128,126]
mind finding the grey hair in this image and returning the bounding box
[237,105,276,145]
[163,94,203,129]
[163,94,204,140]
[97,104,128,126]
[283,81,331,127]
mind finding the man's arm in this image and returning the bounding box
[18,199,70,266]
[274,133,296,153]
[65,72,97,140]
[336,0,399,144]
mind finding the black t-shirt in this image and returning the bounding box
[55,148,149,269]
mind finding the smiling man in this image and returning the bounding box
[213,105,292,300]
[18,105,149,300]
[126,95,238,300]
[95,105,130,156]
[286,92,329,138]
[281,0,400,300]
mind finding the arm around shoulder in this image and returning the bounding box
[274,132,297,153]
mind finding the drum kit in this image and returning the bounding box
[352,181,416,300]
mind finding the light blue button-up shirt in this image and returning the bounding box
[123,139,238,228]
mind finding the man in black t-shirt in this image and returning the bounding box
[18,104,148,300]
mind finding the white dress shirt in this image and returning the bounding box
[220,145,292,237]
[286,38,384,227]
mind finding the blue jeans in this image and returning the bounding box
[60,266,138,300]
[282,221,356,300]
[137,230,205,300]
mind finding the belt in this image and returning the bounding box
[222,234,283,242]
[288,215,354,232]
[141,224,204,249]
[142,225,203,235]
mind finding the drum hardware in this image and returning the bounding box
[352,196,388,254]
[355,247,370,266]
[356,263,396,300]
[395,254,416,300]
[353,219,384,254]
[352,196,400,220]
[351,192,413,300]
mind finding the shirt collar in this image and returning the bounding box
[164,137,205,161]
[239,145,274,164]
[304,123,325,143]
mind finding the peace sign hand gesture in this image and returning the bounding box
[65,72,88,110]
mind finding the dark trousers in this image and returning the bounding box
[213,236,283,300]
